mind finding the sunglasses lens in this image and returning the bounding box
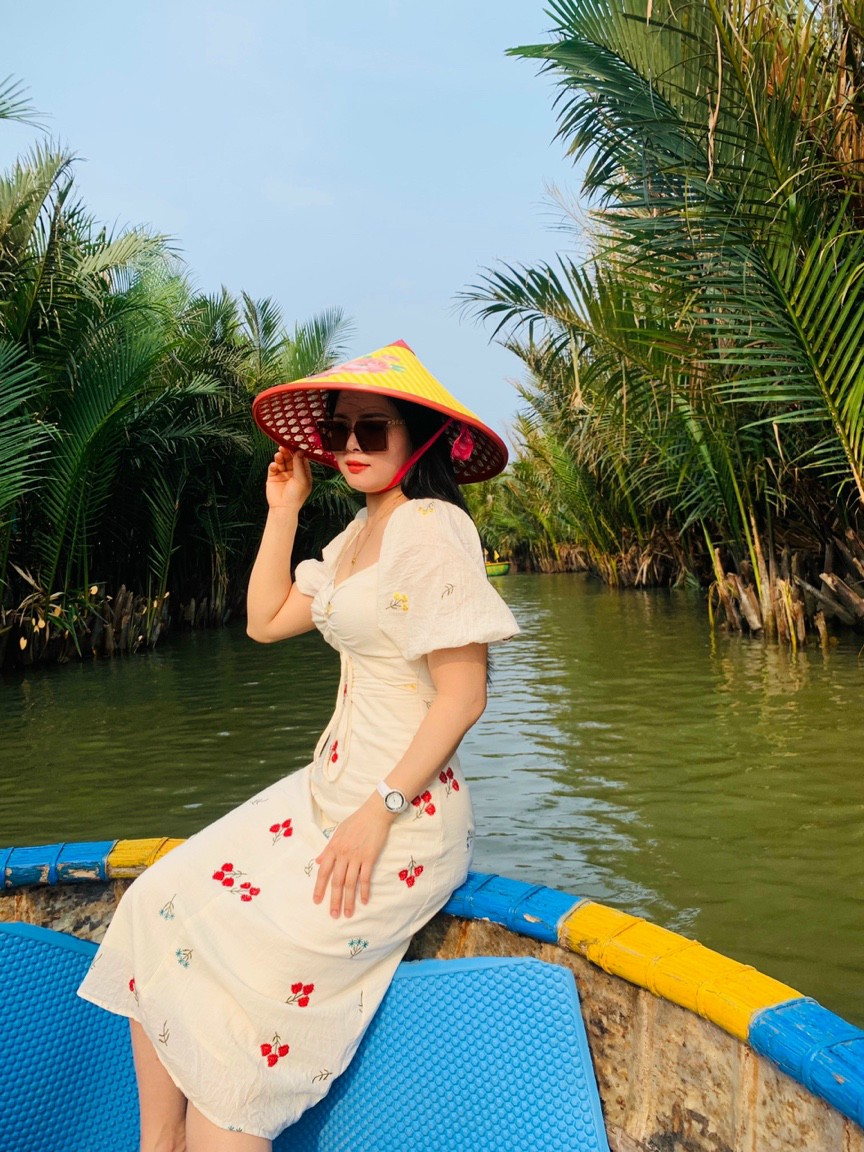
[316,419,391,453]
[354,421,389,452]
[316,420,349,451]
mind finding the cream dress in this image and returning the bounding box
[78,497,519,1140]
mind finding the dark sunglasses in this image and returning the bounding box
[316,417,406,453]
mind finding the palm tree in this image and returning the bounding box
[0,102,355,665]
[464,0,864,640]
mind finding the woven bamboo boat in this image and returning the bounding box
[484,561,510,576]
[2,838,862,1151]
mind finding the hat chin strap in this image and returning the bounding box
[378,418,453,492]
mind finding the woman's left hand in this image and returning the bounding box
[313,797,395,918]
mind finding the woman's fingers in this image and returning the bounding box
[328,868,345,918]
[312,852,333,905]
[312,850,366,918]
[341,862,361,918]
[359,861,372,906]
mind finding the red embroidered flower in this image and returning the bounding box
[270,818,294,844]
[439,766,460,795]
[213,864,260,899]
[410,789,436,819]
[398,857,424,888]
[261,1034,289,1066]
[286,981,315,1007]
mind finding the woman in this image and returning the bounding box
[78,340,519,1151]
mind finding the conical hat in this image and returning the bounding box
[252,339,508,484]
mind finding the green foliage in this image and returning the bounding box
[0,114,354,655]
[464,0,864,589]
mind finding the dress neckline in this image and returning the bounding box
[331,560,379,592]
[328,504,408,592]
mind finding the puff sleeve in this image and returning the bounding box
[377,499,519,661]
[293,514,365,599]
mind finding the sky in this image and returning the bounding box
[2,1,586,442]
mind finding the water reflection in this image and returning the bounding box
[1,573,862,1024]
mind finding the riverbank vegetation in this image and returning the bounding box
[464,0,864,646]
[0,79,354,670]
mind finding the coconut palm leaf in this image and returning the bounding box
[0,76,43,127]
[0,341,52,527]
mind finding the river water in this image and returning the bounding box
[2,574,862,1025]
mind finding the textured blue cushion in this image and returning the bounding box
[0,923,138,1152]
[283,955,609,1152]
[0,924,608,1151]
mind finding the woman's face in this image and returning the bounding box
[330,392,413,494]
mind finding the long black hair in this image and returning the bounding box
[391,398,470,513]
[325,391,470,513]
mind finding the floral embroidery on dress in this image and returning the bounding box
[158,1021,170,1045]
[159,896,176,920]
[418,501,435,515]
[129,977,139,1003]
[329,739,339,765]
[398,857,424,888]
[304,859,315,877]
[285,981,315,1007]
[269,818,294,843]
[386,592,409,612]
[439,766,460,794]
[261,1034,290,1067]
[348,937,368,957]
[410,790,436,819]
[212,863,261,901]
[175,948,193,968]
[442,583,454,598]
[312,1069,332,1083]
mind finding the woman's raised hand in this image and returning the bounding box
[266,446,312,512]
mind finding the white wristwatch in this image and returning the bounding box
[376,780,409,814]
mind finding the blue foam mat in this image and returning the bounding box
[283,955,609,1151]
[0,923,139,1152]
[0,923,608,1151]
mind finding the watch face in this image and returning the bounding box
[384,790,404,812]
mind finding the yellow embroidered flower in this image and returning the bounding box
[418,502,435,515]
[387,593,409,612]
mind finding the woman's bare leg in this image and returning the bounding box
[186,1104,271,1152]
[130,1020,187,1152]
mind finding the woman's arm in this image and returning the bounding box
[246,447,316,643]
[313,642,487,918]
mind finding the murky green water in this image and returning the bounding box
[2,574,862,1024]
